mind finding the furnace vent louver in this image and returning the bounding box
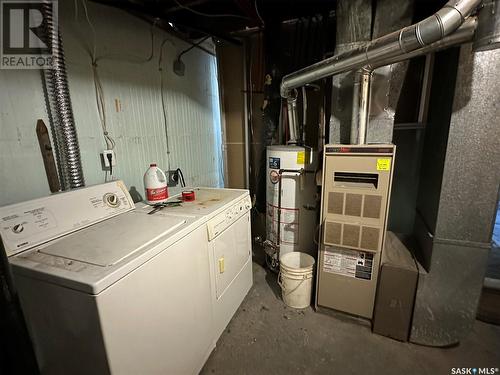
[317,144,395,319]
[324,222,342,245]
[328,192,343,215]
[324,191,384,252]
[361,226,380,251]
[363,195,382,218]
[345,194,362,216]
[323,222,381,252]
[327,192,383,218]
[343,224,360,247]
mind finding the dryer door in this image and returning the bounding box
[212,212,251,299]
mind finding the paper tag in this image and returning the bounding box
[376,158,391,171]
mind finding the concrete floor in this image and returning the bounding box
[202,260,500,375]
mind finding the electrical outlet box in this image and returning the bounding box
[101,150,116,170]
[167,170,179,187]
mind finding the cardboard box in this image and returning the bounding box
[373,231,418,341]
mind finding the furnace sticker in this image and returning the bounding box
[376,158,391,171]
[296,150,311,165]
[323,247,373,280]
[296,151,305,164]
[269,157,280,169]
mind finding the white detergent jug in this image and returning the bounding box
[143,163,168,205]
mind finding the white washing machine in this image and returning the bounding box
[0,182,252,375]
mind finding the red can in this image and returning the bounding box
[182,190,195,202]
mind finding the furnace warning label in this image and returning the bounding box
[323,247,373,280]
[376,158,391,171]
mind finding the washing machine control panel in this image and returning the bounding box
[0,181,135,257]
[207,196,251,240]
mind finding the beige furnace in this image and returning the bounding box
[316,144,395,319]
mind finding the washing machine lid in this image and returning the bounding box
[39,212,186,267]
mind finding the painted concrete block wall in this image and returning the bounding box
[0,1,223,206]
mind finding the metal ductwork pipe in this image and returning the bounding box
[373,17,478,68]
[350,68,373,144]
[286,93,299,144]
[42,2,85,190]
[330,0,373,145]
[280,0,482,99]
[473,0,500,51]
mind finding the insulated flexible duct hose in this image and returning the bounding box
[42,1,85,190]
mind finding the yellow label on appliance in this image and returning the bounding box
[297,151,305,164]
[218,257,225,273]
[377,158,391,171]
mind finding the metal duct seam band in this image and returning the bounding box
[378,18,477,68]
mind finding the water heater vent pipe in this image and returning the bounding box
[280,0,482,144]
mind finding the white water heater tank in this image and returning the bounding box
[266,145,318,259]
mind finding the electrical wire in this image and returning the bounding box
[74,0,79,22]
[172,0,251,20]
[158,38,175,71]
[159,71,172,172]
[82,0,157,64]
[82,0,97,63]
[81,0,159,162]
[177,36,210,62]
[254,0,264,26]
[96,20,157,64]
[176,168,186,187]
[82,0,116,154]
[92,63,115,150]
[158,38,175,172]
[79,0,215,184]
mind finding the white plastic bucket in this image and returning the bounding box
[278,252,315,309]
